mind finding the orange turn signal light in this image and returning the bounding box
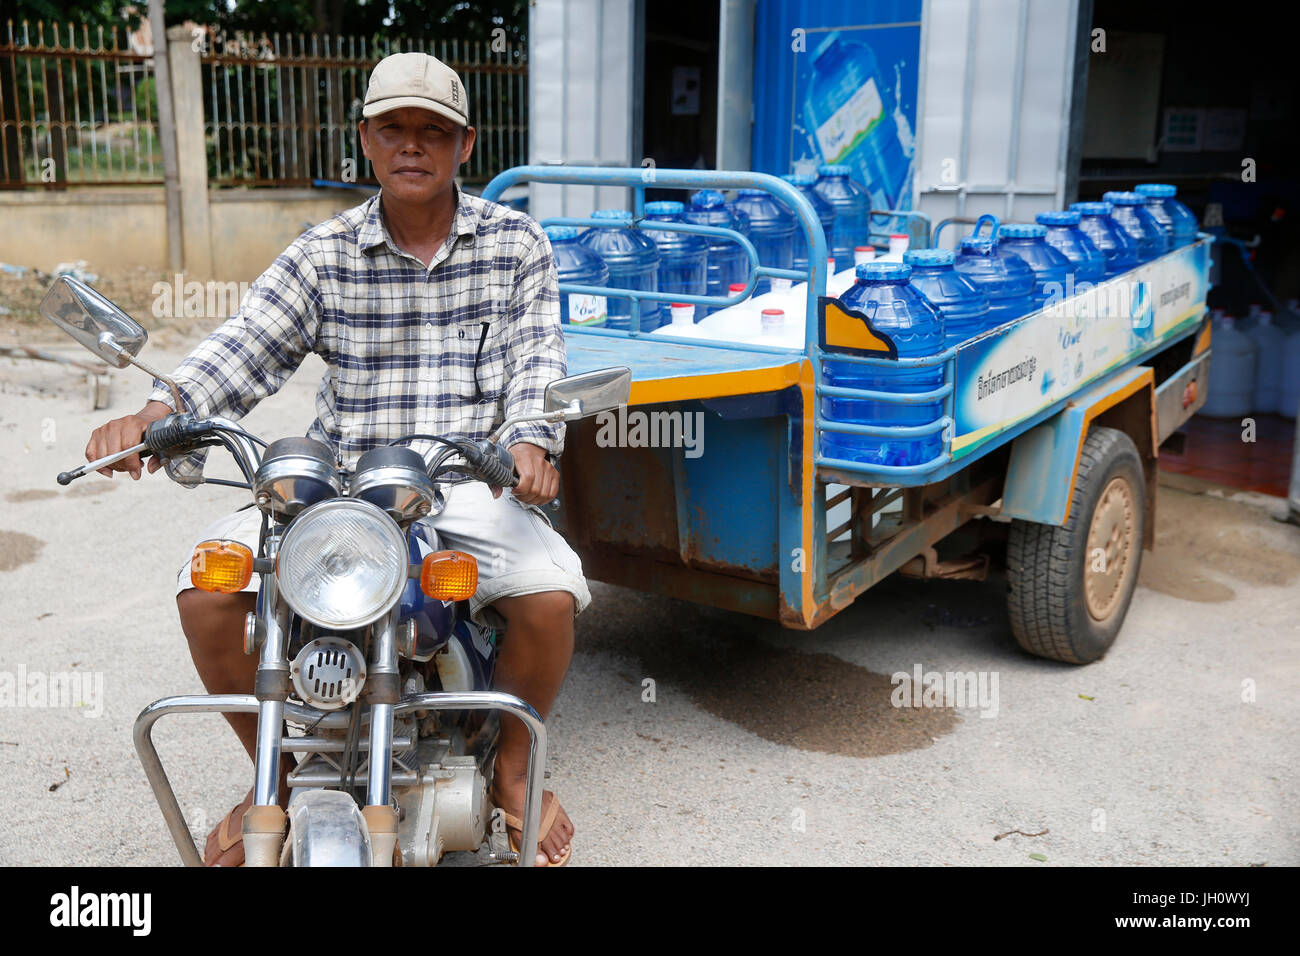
[420,550,478,601]
[191,539,254,593]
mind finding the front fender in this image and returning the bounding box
[286,790,372,867]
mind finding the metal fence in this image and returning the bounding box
[0,20,528,190]
[201,29,528,187]
[0,20,162,187]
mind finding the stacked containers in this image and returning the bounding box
[731,188,796,294]
[578,209,662,331]
[903,249,991,348]
[820,261,946,467]
[1036,210,1107,285]
[953,217,1035,327]
[780,173,836,272]
[998,223,1076,310]
[1071,201,1139,277]
[1135,183,1199,249]
[643,201,709,322]
[1244,312,1286,413]
[545,226,610,327]
[813,164,871,265]
[1103,191,1169,262]
[1281,326,1300,419]
[1201,316,1258,418]
[685,190,749,315]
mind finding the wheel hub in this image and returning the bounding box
[1084,475,1136,620]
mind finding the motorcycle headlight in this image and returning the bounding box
[276,498,408,629]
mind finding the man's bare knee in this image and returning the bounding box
[177,589,254,651]
[496,590,574,627]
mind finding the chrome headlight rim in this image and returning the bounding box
[276,497,408,630]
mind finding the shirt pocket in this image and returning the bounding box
[440,316,505,407]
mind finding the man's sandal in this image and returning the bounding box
[496,796,571,867]
[204,804,245,867]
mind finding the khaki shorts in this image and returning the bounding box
[176,481,591,628]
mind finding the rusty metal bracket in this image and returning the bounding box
[898,547,991,581]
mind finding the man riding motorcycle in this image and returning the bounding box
[83,51,583,866]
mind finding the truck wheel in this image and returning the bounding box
[1006,426,1145,664]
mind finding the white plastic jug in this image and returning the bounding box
[1280,328,1300,420]
[1201,316,1258,418]
[1245,312,1286,413]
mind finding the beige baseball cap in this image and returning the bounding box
[363,52,469,127]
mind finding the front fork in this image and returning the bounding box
[244,529,291,866]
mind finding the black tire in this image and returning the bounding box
[1006,426,1145,664]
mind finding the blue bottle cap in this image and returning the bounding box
[781,172,818,186]
[592,208,632,220]
[644,200,684,216]
[1102,191,1144,206]
[999,222,1048,238]
[1037,210,1081,226]
[903,248,955,266]
[817,163,851,176]
[544,226,579,242]
[1135,183,1176,198]
[1071,201,1114,216]
[857,261,911,281]
[691,189,725,208]
[959,235,996,254]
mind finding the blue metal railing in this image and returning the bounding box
[480,166,955,484]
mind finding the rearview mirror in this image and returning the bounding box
[40,276,147,369]
[543,367,632,417]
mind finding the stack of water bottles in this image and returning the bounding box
[1203,302,1300,420]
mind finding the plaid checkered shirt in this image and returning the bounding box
[148,186,566,483]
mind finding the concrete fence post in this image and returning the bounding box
[166,25,214,279]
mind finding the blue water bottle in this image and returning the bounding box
[732,188,796,294]
[780,173,836,273]
[1036,210,1106,286]
[1102,191,1168,262]
[803,32,911,215]
[546,226,610,327]
[685,190,749,315]
[643,201,709,322]
[813,163,871,265]
[1134,183,1198,249]
[1070,201,1139,277]
[820,261,945,468]
[997,223,1075,309]
[904,248,991,348]
[953,216,1035,327]
[578,209,662,331]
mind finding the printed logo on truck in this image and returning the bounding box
[818,295,897,358]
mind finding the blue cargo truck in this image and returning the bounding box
[484,165,1212,663]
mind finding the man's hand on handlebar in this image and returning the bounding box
[508,442,559,505]
[85,400,172,479]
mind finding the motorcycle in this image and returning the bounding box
[41,275,630,867]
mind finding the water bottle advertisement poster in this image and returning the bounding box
[949,241,1211,460]
[752,0,921,213]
